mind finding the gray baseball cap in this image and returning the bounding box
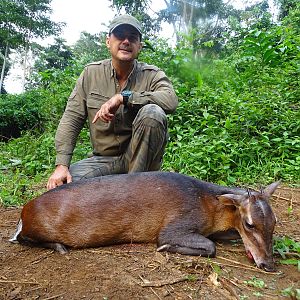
[109,15,142,37]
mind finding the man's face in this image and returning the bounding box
[106,25,142,62]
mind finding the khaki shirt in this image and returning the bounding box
[55,59,178,167]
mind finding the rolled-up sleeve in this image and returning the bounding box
[55,70,88,167]
[129,70,178,114]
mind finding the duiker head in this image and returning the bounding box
[218,181,280,272]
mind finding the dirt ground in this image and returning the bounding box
[0,186,299,300]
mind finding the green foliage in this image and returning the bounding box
[244,277,266,289]
[241,29,281,66]
[243,0,273,30]
[273,236,300,258]
[273,236,300,271]
[162,57,299,184]
[281,286,300,299]
[0,131,54,206]
[276,0,299,20]
[158,0,243,54]
[0,0,62,45]
[34,37,74,72]
[278,2,300,62]
[0,127,91,206]
[72,31,110,64]
[0,0,63,92]
[141,20,300,186]
[0,71,78,140]
[139,37,194,86]
[0,91,46,139]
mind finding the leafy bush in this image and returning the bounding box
[0,56,87,141]
[162,56,300,185]
[273,236,300,257]
[273,236,300,271]
[0,131,54,206]
[0,91,46,139]
[0,126,92,206]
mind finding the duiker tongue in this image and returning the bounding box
[246,250,254,261]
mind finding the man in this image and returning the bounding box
[47,15,178,190]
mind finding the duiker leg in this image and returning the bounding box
[157,224,216,257]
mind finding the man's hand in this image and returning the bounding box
[47,165,72,190]
[92,94,123,123]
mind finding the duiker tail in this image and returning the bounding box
[9,219,22,243]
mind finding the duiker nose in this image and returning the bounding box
[259,262,275,272]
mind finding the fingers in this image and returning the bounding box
[47,165,72,191]
[66,173,72,184]
[92,107,114,123]
[47,178,63,191]
[46,179,53,191]
[92,95,122,123]
[92,112,99,123]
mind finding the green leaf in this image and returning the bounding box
[279,259,299,265]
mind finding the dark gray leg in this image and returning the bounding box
[208,229,241,241]
[13,230,69,254]
[41,242,69,254]
[157,225,216,257]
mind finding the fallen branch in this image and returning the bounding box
[219,277,240,300]
[0,279,39,285]
[41,293,66,300]
[217,247,245,253]
[150,287,162,300]
[273,194,297,203]
[276,186,300,191]
[31,253,51,265]
[216,256,281,275]
[139,275,191,287]
[87,249,152,256]
[195,257,281,275]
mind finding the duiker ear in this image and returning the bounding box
[217,194,245,207]
[263,180,281,198]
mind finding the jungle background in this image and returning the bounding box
[0,0,299,299]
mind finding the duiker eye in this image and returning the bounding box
[245,221,255,230]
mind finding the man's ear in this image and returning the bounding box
[138,42,143,51]
[106,35,110,49]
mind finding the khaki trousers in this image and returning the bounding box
[69,104,168,181]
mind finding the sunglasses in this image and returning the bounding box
[112,30,141,43]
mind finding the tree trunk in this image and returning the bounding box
[183,0,187,33]
[0,42,9,94]
[22,42,29,93]
[188,1,194,29]
[163,0,180,42]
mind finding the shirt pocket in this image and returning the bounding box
[87,91,109,109]
[86,92,110,128]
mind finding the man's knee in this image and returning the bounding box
[133,104,167,128]
[69,162,89,181]
[69,157,105,181]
